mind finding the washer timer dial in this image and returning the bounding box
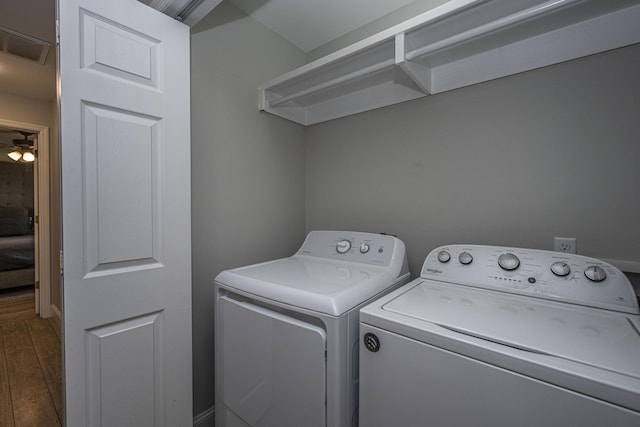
[498,253,520,271]
[550,261,571,277]
[584,265,607,282]
[459,252,473,265]
[437,251,451,263]
[360,243,371,254]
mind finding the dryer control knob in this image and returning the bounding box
[498,253,520,271]
[336,240,352,254]
[584,265,606,282]
[360,243,371,254]
[459,252,473,265]
[550,261,571,277]
[437,250,451,263]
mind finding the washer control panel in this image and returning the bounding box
[297,230,406,269]
[421,245,638,314]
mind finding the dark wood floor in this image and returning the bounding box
[0,295,62,427]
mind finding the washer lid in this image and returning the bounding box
[382,280,640,379]
[216,257,401,316]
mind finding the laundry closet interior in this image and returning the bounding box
[191,0,640,424]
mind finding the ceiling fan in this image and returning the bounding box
[7,131,36,162]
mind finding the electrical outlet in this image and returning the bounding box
[554,237,577,254]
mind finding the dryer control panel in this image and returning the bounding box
[296,230,407,273]
[421,245,639,314]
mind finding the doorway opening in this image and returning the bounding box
[0,119,62,426]
[0,120,52,318]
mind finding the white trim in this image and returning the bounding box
[259,1,640,125]
[259,0,483,88]
[0,118,51,318]
[193,405,214,427]
[37,127,51,317]
[51,303,62,332]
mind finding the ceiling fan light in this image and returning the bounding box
[22,151,35,162]
[8,150,22,161]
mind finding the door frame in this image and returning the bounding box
[0,117,52,318]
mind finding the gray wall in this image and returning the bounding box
[0,162,34,208]
[307,0,448,61]
[306,43,640,276]
[190,2,307,417]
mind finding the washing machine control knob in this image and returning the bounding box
[336,240,352,254]
[360,243,371,254]
[550,261,571,277]
[459,252,473,265]
[584,265,607,282]
[498,253,520,271]
[437,250,451,263]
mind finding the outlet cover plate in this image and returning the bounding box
[554,237,577,254]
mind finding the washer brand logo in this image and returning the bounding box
[426,268,442,274]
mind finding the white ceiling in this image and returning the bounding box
[227,0,417,52]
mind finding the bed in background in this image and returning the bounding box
[0,206,35,290]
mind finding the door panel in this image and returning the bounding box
[83,103,161,272]
[58,0,191,425]
[80,11,161,88]
[219,296,326,427]
[85,312,163,426]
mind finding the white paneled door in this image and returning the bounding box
[57,0,192,425]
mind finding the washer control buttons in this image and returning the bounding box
[550,261,571,277]
[437,250,451,263]
[364,333,380,353]
[360,243,371,254]
[498,253,520,271]
[458,252,473,265]
[336,240,351,254]
[584,265,607,282]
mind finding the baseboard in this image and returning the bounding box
[193,405,214,427]
[51,304,62,334]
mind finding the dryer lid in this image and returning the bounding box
[382,280,640,379]
[216,257,403,316]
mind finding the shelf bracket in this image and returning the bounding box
[258,86,267,111]
[395,32,431,95]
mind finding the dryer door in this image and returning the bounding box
[219,296,326,427]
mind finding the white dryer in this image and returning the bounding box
[214,230,409,427]
[359,245,640,427]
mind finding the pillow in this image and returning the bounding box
[0,206,31,237]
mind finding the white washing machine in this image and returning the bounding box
[214,230,409,427]
[359,245,640,427]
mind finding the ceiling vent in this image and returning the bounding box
[0,26,51,65]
